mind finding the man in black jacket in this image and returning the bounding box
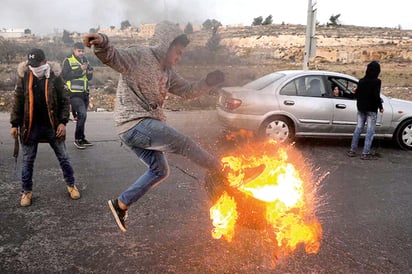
[10,48,80,206]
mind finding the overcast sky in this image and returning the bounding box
[1,0,411,35]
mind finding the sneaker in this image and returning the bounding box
[67,185,81,200]
[81,139,93,146]
[361,153,378,160]
[242,164,266,184]
[108,199,128,232]
[74,139,86,149]
[20,192,32,207]
[221,164,266,186]
[347,150,356,157]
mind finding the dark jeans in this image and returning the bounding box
[21,125,75,192]
[118,118,221,206]
[71,96,88,140]
[350,111,378,155]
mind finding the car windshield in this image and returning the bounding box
[243,73,285,90]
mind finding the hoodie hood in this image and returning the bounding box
[149,21,186,61]
[17,61,62,78]
[365,61,381,79]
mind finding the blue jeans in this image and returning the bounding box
[71,96,88,140]
[118,118,221,206]
[21,137,75,192]
[350,111,378,155]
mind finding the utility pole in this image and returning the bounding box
[303,0,317,70]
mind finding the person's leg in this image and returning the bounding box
[71,97,87,141]
[118,148,169,206]
[108,123,170,232]
[350,111,367,152]
[134,118,221,171]
[49,138,80,199]
[21,142,38,192]
[49,139,75,186]
[362,111,378,155]
[118,121,173,206]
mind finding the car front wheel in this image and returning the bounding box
[260,116,295,143]
[395,119,412,150]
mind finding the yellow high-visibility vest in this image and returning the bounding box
[65,55,88,93]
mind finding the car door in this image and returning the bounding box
[329,77,389,135]
[330,96,358,135]
[278,75,333,135]
[327,77,358,135]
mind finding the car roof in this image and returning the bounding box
[275,70,359,81]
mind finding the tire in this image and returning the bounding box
[204,171,267,230]
[259,116,295,143]
[395,119,412,150]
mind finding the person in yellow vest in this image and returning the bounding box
[62,42,93,149]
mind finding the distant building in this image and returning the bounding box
[0,28,26,38]
[139,24,156,38]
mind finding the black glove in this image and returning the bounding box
[206,70,225,86]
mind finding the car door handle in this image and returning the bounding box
[335,104,346,109]
[284,100,295,105]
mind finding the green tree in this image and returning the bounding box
[262,15,273,25]
[62,29,74,45]
[184,22,194,34]
[206,27,221,52]
[327,14,341,26]
[252,16,263,26]
[202,19,222,30]
[121,20,131,30]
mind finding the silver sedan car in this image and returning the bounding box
[217,70,412,150]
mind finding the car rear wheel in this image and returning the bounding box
[395,119,412,150]
[260,116,295,143]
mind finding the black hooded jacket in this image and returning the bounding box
[355,61,383,112]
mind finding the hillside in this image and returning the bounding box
[1,24,412,112]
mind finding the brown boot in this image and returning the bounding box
[67,185,81,200]
[20,192,32,207]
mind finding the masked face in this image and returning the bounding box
[29,61,50,78]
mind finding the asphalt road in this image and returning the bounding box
[0,111,411,273]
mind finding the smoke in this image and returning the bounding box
[0,0,216,35]
[117,0,213,25]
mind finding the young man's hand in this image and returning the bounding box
[83,33,103,48]
[10,127,18,138]
[56,124,66,138]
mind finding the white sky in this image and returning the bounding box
[1,0,411,35]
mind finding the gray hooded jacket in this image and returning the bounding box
[93,21,214,133]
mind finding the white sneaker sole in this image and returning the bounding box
[74,142,86,149]
[108,200,127,232]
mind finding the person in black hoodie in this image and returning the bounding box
[347,61,384,160]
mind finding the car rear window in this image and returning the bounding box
[243,73,285,90]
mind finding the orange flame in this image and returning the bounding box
[210,140,322,258]
[209,192,238,242]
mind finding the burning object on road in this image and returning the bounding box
[205,139,323,260]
